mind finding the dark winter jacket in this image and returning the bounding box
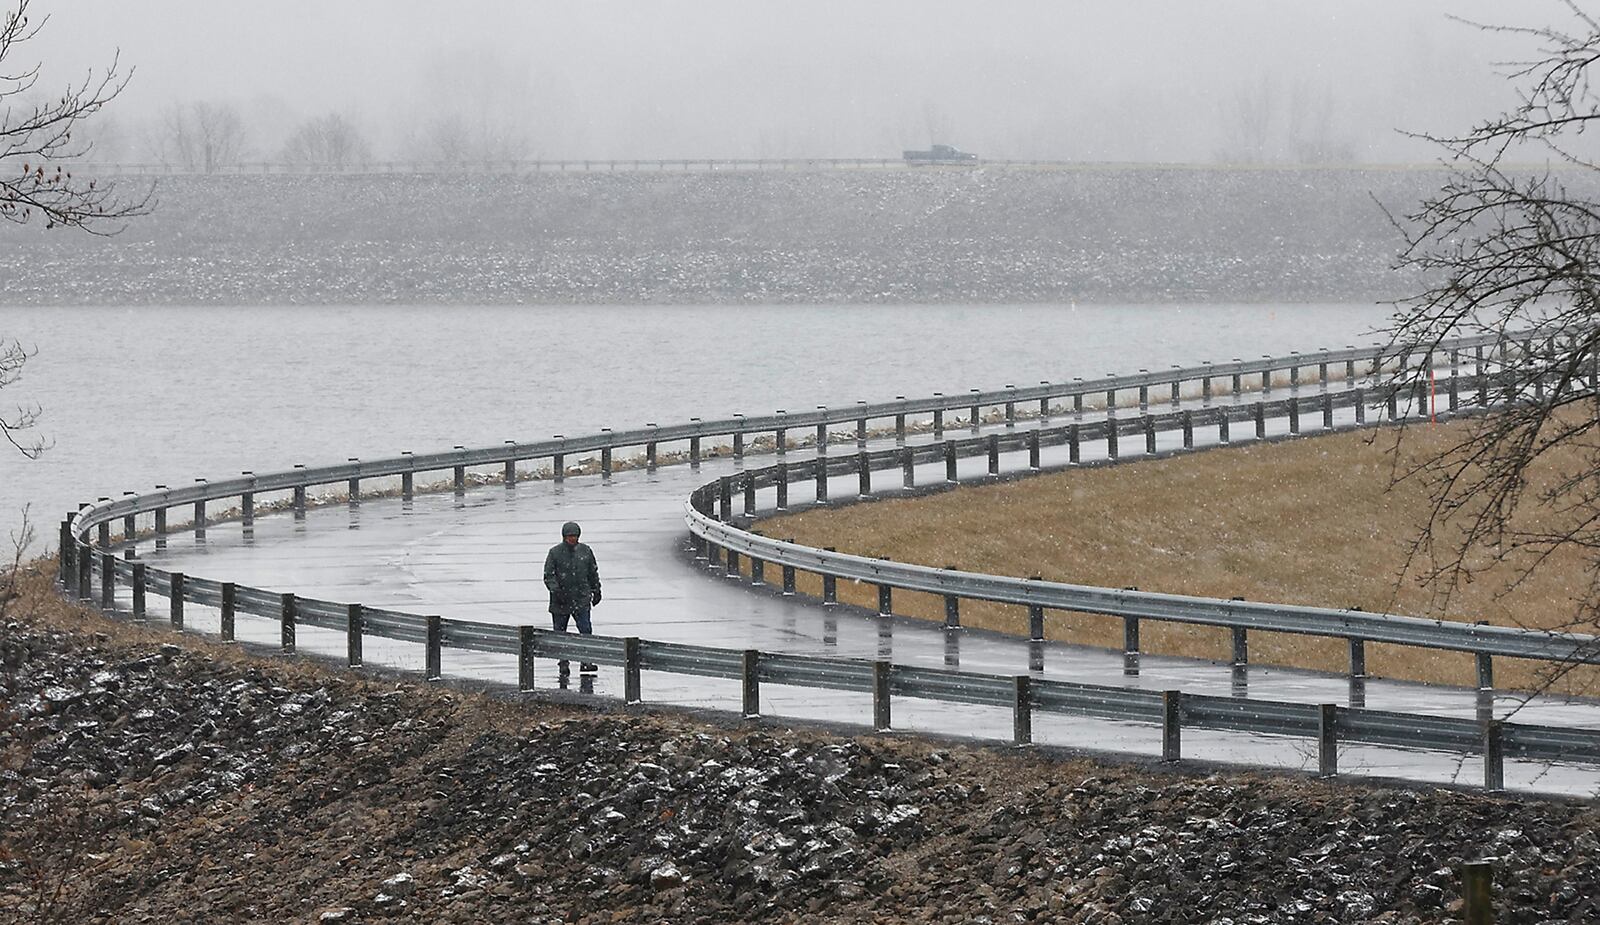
[544,541,600,614]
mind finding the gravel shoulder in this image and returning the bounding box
[3,566,1597,924]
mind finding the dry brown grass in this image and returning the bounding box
[756,420,1600,694]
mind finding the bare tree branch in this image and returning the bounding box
[0,0,151,233]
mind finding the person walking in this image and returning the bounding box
[544,520,601,673]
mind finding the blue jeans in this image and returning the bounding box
[551,605,593,635]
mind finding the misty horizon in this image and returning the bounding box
[22,0,1545,166]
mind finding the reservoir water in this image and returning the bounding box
[1,303,1394,547]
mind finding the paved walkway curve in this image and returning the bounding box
[122,351,1600,795]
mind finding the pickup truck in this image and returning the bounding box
[902,144,978,164]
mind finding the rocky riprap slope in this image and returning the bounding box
[3,598,1599,924]
[0,167,1450,305]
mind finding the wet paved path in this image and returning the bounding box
[132,381,1600,795]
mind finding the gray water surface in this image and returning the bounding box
[2,303,1393,545]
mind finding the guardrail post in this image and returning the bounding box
[987,434,1000,475]
[775,463,789,510]
[1004,389,1016,426]
[347,459,361,504]
[347,603,363,666]
[943,589,960,630]
[1476,652,1494,692]
[1219,408,1231,443]
[1138,381,1149,409]
[504,455,517,487]
[1482,721,1504,793]
[895,405,907,442]
[945,441,958,482]
[280,593,296,652]
[749,556,764,585]
[775,417,787,456]
[815,459,829,504]
[1028,580,1045,639]
[1181,410,1194,449]
[1322,393,1334,429]
[623,637,642,703]
[902,447,916,486]
[169,572,184,625]
[292,466,306,517]
[1232,365,1243,395]
[726,549,741,579]
[781,561,796,595]
[1105,384,1117,414]
[1261,362,1272,394]
[426,615,442,680]
[1170,374,1181,407]
[401,453,415,499]
[1461,861,1495,925]
[1317,704,1338,777]
[96,508,110,549]
[241,476,255,528]
[1348,638,1366,678]
[932,407,944,438]
[969,390,982,430]
[131,563,146,621]
[1027,430,1041,470]
[742,476,756,516]
[76,541,92,600]
[718,477,733,520]
[122,495,136,543]
[873,661,892,730]
[707,542,722,569]
[732,429,744,460]
[647,437,658,472]
[1289,358,1300,389]
[192,481,206,540]
[453,452,467,493]
[1254,402,1266,439]
[1144,416,1157,454]
[857,453,872,497]
[99,552,115,611]
[1354,387,1366,425]
[1161,690,1182,761]
[1040,386,1051,420]
[1073,391,1084,415]
[856,403,868,445]
[876,579,894,615]
[1387,387,1398,420]
[519,626,536,690]
[58,517,72,588]
[1201,370,1213,403]
[822,550,838,604]
[1231,626,1248,668]
[1123,615,1140,674]
[218,582,234,640]
[1319,357,1329,388]
[1013,676,1033,746]
[1107,421,1119,459]
[815,410,828,454]
[741,649,761,717]
[1288,397,1301,433]
[1068,424,1081,463]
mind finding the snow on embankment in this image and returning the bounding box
[2,167,1453,305]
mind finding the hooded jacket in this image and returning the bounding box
[544,540,600,613]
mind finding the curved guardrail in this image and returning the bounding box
[681,349,1600,683]
[55,329,1599,790]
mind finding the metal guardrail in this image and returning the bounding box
[58,331,1598,789]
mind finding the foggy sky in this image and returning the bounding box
[23,0,1550,163]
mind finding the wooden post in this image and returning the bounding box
[519,626,536,691]
[280,593,296,652]
[1317,703,1338,777]
[873,661,892,731]
[169,572,184,625]
[741,649,761,717]
[1013,676,1033,746]
[347,603,363,666]
[220,582,235,641]
[132,563,146,621]
[1461,861,1494,925]
[624,637,641,703]
[99,552,115,611]
[1161,690,1182,761]
[425,615,442,680]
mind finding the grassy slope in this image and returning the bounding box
[763,419,1600,693]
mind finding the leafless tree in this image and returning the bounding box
[0,0,148,232]
[1387,2,1600,649]
[281,112,371,169]
[0,338,45,459]
[154,100,247,173]
[0,503,34,620]
[1219,77,1276,163]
